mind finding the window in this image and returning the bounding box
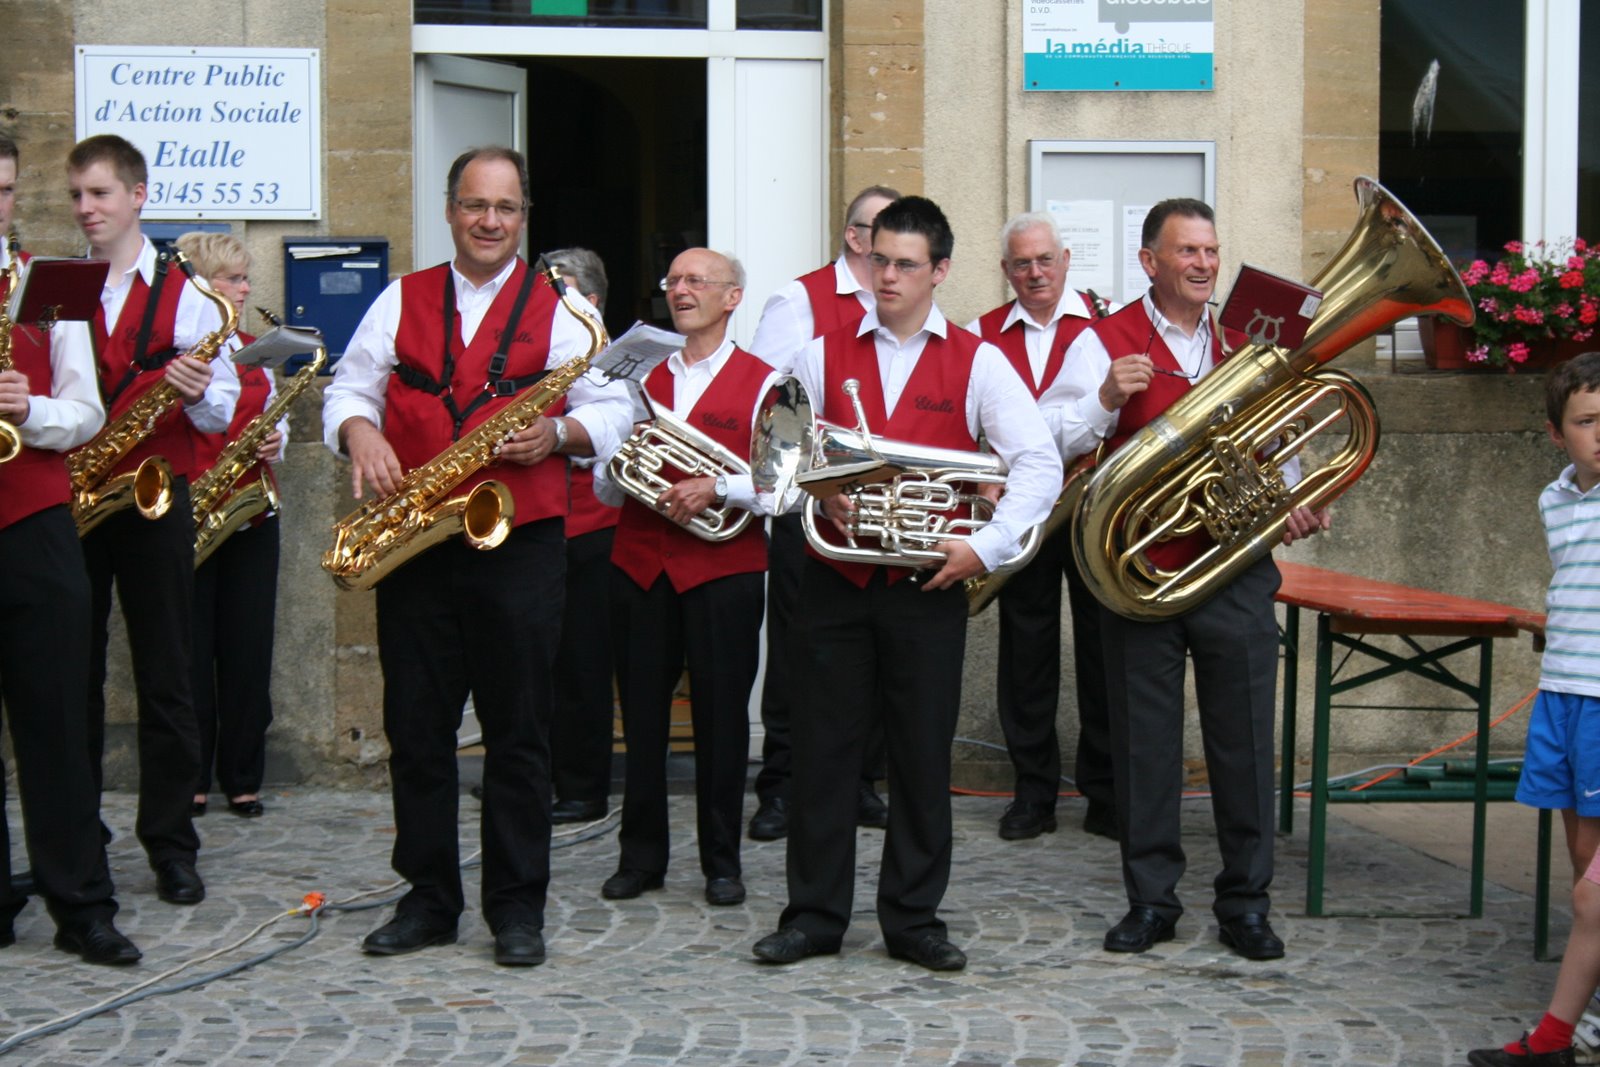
[736,0,821,31]
[414,0,707,29]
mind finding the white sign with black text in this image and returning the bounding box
[75,45,321,221]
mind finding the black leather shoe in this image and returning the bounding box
[1467,1040,1576,1066]
[748,797,788,841]
[998,800,1057,841]
[1104,906,1177,953]
[154,859,205,905]
[0,924,14,948]
[492,921,546,967]
[362,914,458,956]
[1217,913,1284,960]
[191,800,207,816]
[752,926,837,964]
[601,868,665,900]
[54,919,142,965]
[10,868,33,897]
[888,933,967,971]
[705,877,746,906]
[1082,803,1119,840]
[857,783,888,829]
[551,798,608,824]
[227,798,265,818]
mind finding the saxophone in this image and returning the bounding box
[0,233,25,463]
[68,250,240,536]
[192,345,327,567]
[321,261,609,591]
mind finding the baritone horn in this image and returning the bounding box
[750,376,1042,572]
[1071,176,1474,621]
[606,391,755,542]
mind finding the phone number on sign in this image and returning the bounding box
[147,180,281,207]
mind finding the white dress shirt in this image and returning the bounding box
[964,288,1109,392]
[322,256,633,461]
[2,243,105,450]
[785,304,1063,571]
[749,255,873,371]
[98,236,237,433]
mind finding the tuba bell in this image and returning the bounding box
[606,391,755,542]
[1071,176,1474,620]
[751,375,1042,572]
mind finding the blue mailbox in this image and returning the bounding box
[283,237,388,370]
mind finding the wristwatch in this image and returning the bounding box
[713,473,729,508]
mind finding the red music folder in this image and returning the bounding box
[1219,264,1323,349]
[6,257,110,325]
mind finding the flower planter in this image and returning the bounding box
[1421,318,1594,371]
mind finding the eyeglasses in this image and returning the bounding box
[1141,304,1214,380]
[847,222,873,233]
[1005,254,1060,276]
[452,198,526,220]
[868,253,931,274]
[659,275,735,292]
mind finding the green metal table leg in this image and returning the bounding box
[1306,612,1333,917]
[1280,604,1300,835]
[1470,637,1493,918]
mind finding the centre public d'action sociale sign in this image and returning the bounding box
[75,45,322,221]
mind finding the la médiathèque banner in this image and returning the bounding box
[1024,0,1215,92]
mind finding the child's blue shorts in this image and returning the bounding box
[1517,690,1600,815]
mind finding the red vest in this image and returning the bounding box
[567,464,619,538]
[0,254,74,530]
[611,346,770,592]
[92,263,200,479]
[385,261,568,527]
[798,263,869,338]
[193,332,274,496]
[1092,301,1243,571]
[810,324,982,588]
[976,291,1100,398]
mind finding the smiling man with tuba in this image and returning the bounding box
[750,196,1061,972]
[321,146,632,968]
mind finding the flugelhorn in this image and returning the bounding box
[750,376,1042,572]
[607,391,754,542]
[0,233,26,464]
[1071,176,1474,620]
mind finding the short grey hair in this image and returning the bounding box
[998,212,1063,260]
[718,251,747,291]
[543,247,608,312]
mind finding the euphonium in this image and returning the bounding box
[750,375,1043,572]
[1071,176,1474,620]
[321,262,608,591]
[192,346,327,567]
[607,391,755,542]
[68,250,239,536]
[0,233,27,464]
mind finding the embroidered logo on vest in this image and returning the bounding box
[700,412,740,432]
[913,394,955,414]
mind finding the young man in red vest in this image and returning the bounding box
[752,196,1061,971]
[745,185,900,842]
[1056,198,1329,961]
[69,134,236,910]
[323,147,632,967]
[0,134,140,964]
[969,211,1116,844]
[595,248,780,907]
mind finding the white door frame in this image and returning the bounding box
[1522,0,1582,243]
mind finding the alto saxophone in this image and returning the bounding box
[321,262,609,591]
[68,250,239,536]
[192,345,327,567]
[0,233,26,464]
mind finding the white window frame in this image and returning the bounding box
[1522,0,1582,243]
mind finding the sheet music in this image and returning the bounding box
[232,324,326,370]
[591,322,685,384]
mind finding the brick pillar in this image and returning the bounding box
[831,0,925,229]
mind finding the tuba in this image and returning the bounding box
[1071,176,1474,620]
[751,376,1043,572]
[606,391,755,542]
[69,250,239,537]
[0,233,25,464]
[321,260,608,591]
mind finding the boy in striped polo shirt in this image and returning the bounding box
[1469,351,1600,1067]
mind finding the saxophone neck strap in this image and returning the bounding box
[106,251,175,405]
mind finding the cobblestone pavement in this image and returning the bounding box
[0,789,1564,1066]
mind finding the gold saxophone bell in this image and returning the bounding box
[1070,176,1475,620]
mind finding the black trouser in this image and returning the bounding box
[1101,554,1281,923]
[612,568,763,880]
[755,513,883,805]
[995,522,1113,810]
[193,514,278,800]
[551,526,616,807]
[0,506,118,930]
[375,519,563,931]
[83,479,203,867]
[780,560,966,949]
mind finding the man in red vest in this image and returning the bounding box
[0,133,140,964]
[969,211,1116,843]
[595,248,780,907]
[752,196,1061,971]
[322,147,632,967]
[69,134,236,910]
[1056,198,1328,961]
[746,185,900,842]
